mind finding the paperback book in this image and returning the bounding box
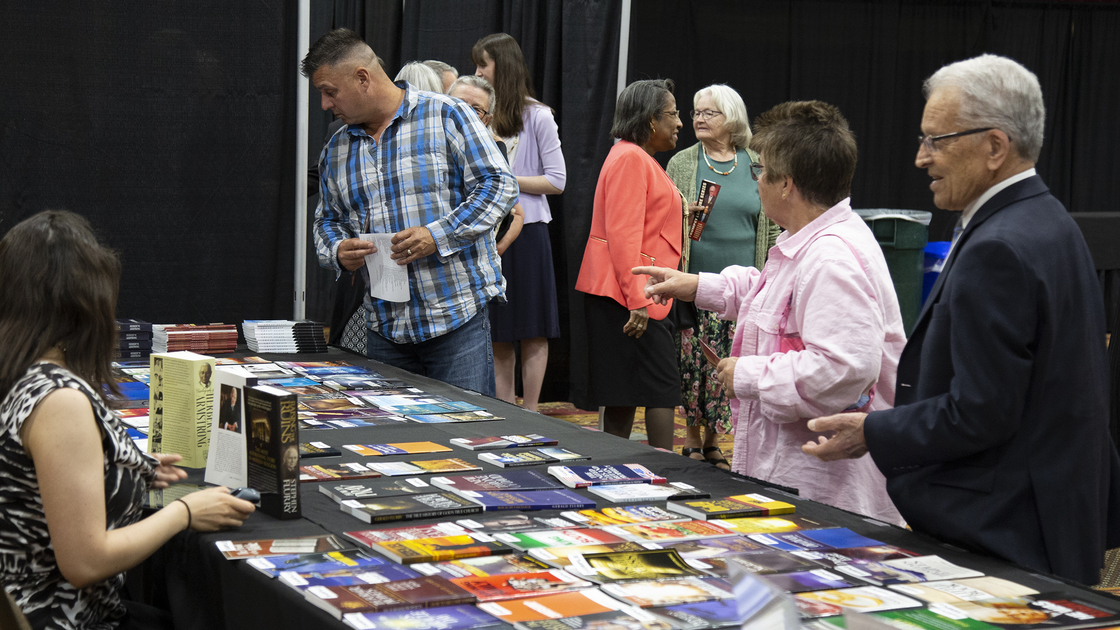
[246,548,389,578]
[410,554,553,579]
[609,520,735,543]
[450,569,594,602]
[475,589,628,622]
[369,459,481,476]
[761,568,866,593]
[449,434,558,450]
[830,556,984,587]
[300,462,382,482]
[341,492,482,524]
[215,534,350,560]
[430,470,562,495]
[651,535,768,559]
[599,577,734,608]
[278,563,422,592]
[527,542,651,569]
[791,545,920,568]
[496,528,628,551]
[569,548,708,583]
[344,442,452,457]
[666,493,796,520]
[366,534,516,565]
[718,514,834,535]
[459,489,596,511]
[703,549,825,578]
[147,351,216,468]
[513,608,675,630]
[243,384,301,519]
[547,464,666,488]
[479,448,590,468]
[340,605,506,630]
[649,599,743,630]
[300,441,343,459]
[886,577,1037,605]
[345,523,470,547]
[304,575,476,619]
[320,478,434,503]
[749,528,885,552]
[793,586,923,619]
[587,482,709,503]
[561,505,688,527]
[457,513,574,534]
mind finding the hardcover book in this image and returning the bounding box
[599,577,734,608]
[246,548,389,578]
[410,554,553,579]
[370,459,481,476]
[497,528,628,551]
[339,605,506,630]
[570,548,708,583]
[547,464,667,488]
[303,575,476,619]
[475,589,627,622]
[300,462,382,482]
[345,523,470,547]
[561,505,688,527]
[610,520,735,543]
[459,489,596,511]
[366,534,516,564]
[344,442,452,457]
[431,470,562,494]
[666,493,796,520]
[319,478,434,503]
[449,434,558,450]
[243,384,301,519]
[341,492,482,524]
[147,351,216,468]
[450,569,594,601]
[214,534,350,559]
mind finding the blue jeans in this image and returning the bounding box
[366,306,495,397]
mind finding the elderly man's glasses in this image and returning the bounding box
[471,105,489,118]
[750,162,764,181]
[918,128,994,152]
[691,109,724,121]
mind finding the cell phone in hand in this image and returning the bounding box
[699,338,721,368]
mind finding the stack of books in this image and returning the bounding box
[117,319,153,360]
[153,324,238,354]
[243,320,328,353]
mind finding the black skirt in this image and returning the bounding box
[582,293,681,408]
[489,223,561,342]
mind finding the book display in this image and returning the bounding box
[140,353,1115,630]
[147,351,216,468]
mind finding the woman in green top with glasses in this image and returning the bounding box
[665,84,781,470]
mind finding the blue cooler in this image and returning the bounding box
[923,241,952,305]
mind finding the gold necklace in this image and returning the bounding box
[702,146,737,175]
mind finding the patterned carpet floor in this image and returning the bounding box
[536,401,1120,592]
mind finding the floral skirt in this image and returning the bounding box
[676,309,735,433]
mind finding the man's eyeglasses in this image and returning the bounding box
[750,162,764,181]
[691,109,724,121]
[471,105,489,118]
[918,128,994,152]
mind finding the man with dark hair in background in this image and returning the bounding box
[803,54,1120,584]
[301,29,517,395]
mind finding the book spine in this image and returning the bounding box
[147,355,164,454]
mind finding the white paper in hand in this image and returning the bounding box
[359,233,410,302]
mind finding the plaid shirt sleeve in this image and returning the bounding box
[425,100,518,261]
[312,131,354,276]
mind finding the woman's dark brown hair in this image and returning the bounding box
[0,210,121,400]
[471,33,538,138]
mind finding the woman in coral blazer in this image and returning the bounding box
[575,78,685,450]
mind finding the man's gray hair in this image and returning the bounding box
[394,62,443,93]
[422,60,458,78]
[448,75,496,116]
[924,54,1045,162]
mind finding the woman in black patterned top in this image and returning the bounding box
[0,211,256,629]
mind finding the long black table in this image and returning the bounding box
[140,347,1119,630]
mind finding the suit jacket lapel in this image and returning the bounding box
[911,175,1050,329]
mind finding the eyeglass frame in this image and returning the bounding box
[750,162,764,181]
[470,105,489,119]
[918,127,995,153]
[659,109,680,120]
[691,109,724,121]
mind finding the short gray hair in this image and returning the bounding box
[448,75,496,116]
[394,61,443,93]
[694,84,751,150]
[924,54,1045,162]
[422,60,458,78]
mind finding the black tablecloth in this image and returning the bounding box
[140,347,1119,630]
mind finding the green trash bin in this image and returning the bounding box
[853,209,932,334]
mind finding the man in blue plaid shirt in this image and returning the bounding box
[302,29,517,395]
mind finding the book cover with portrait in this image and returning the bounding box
[245,384,301,520]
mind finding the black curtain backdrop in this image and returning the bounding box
[4,1,1119,410]
[0,1,298,326]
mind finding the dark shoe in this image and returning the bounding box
[703,446,731,471]
[681,447,706,461]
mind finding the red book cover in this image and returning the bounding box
[304,575,475,619]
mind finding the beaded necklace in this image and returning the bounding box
[702,146,737,175]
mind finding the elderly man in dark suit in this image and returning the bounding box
[803,54,1120,584]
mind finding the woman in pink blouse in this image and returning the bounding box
[634,101,905,524]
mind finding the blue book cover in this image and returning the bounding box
[298,366,378,376]
[245,549,388,578]
[749,527,884,552]
[338,604,505,630]
[460,489,596,511]
[278,562,420,590]
[652,598,741,629]
[258,376,321,388]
